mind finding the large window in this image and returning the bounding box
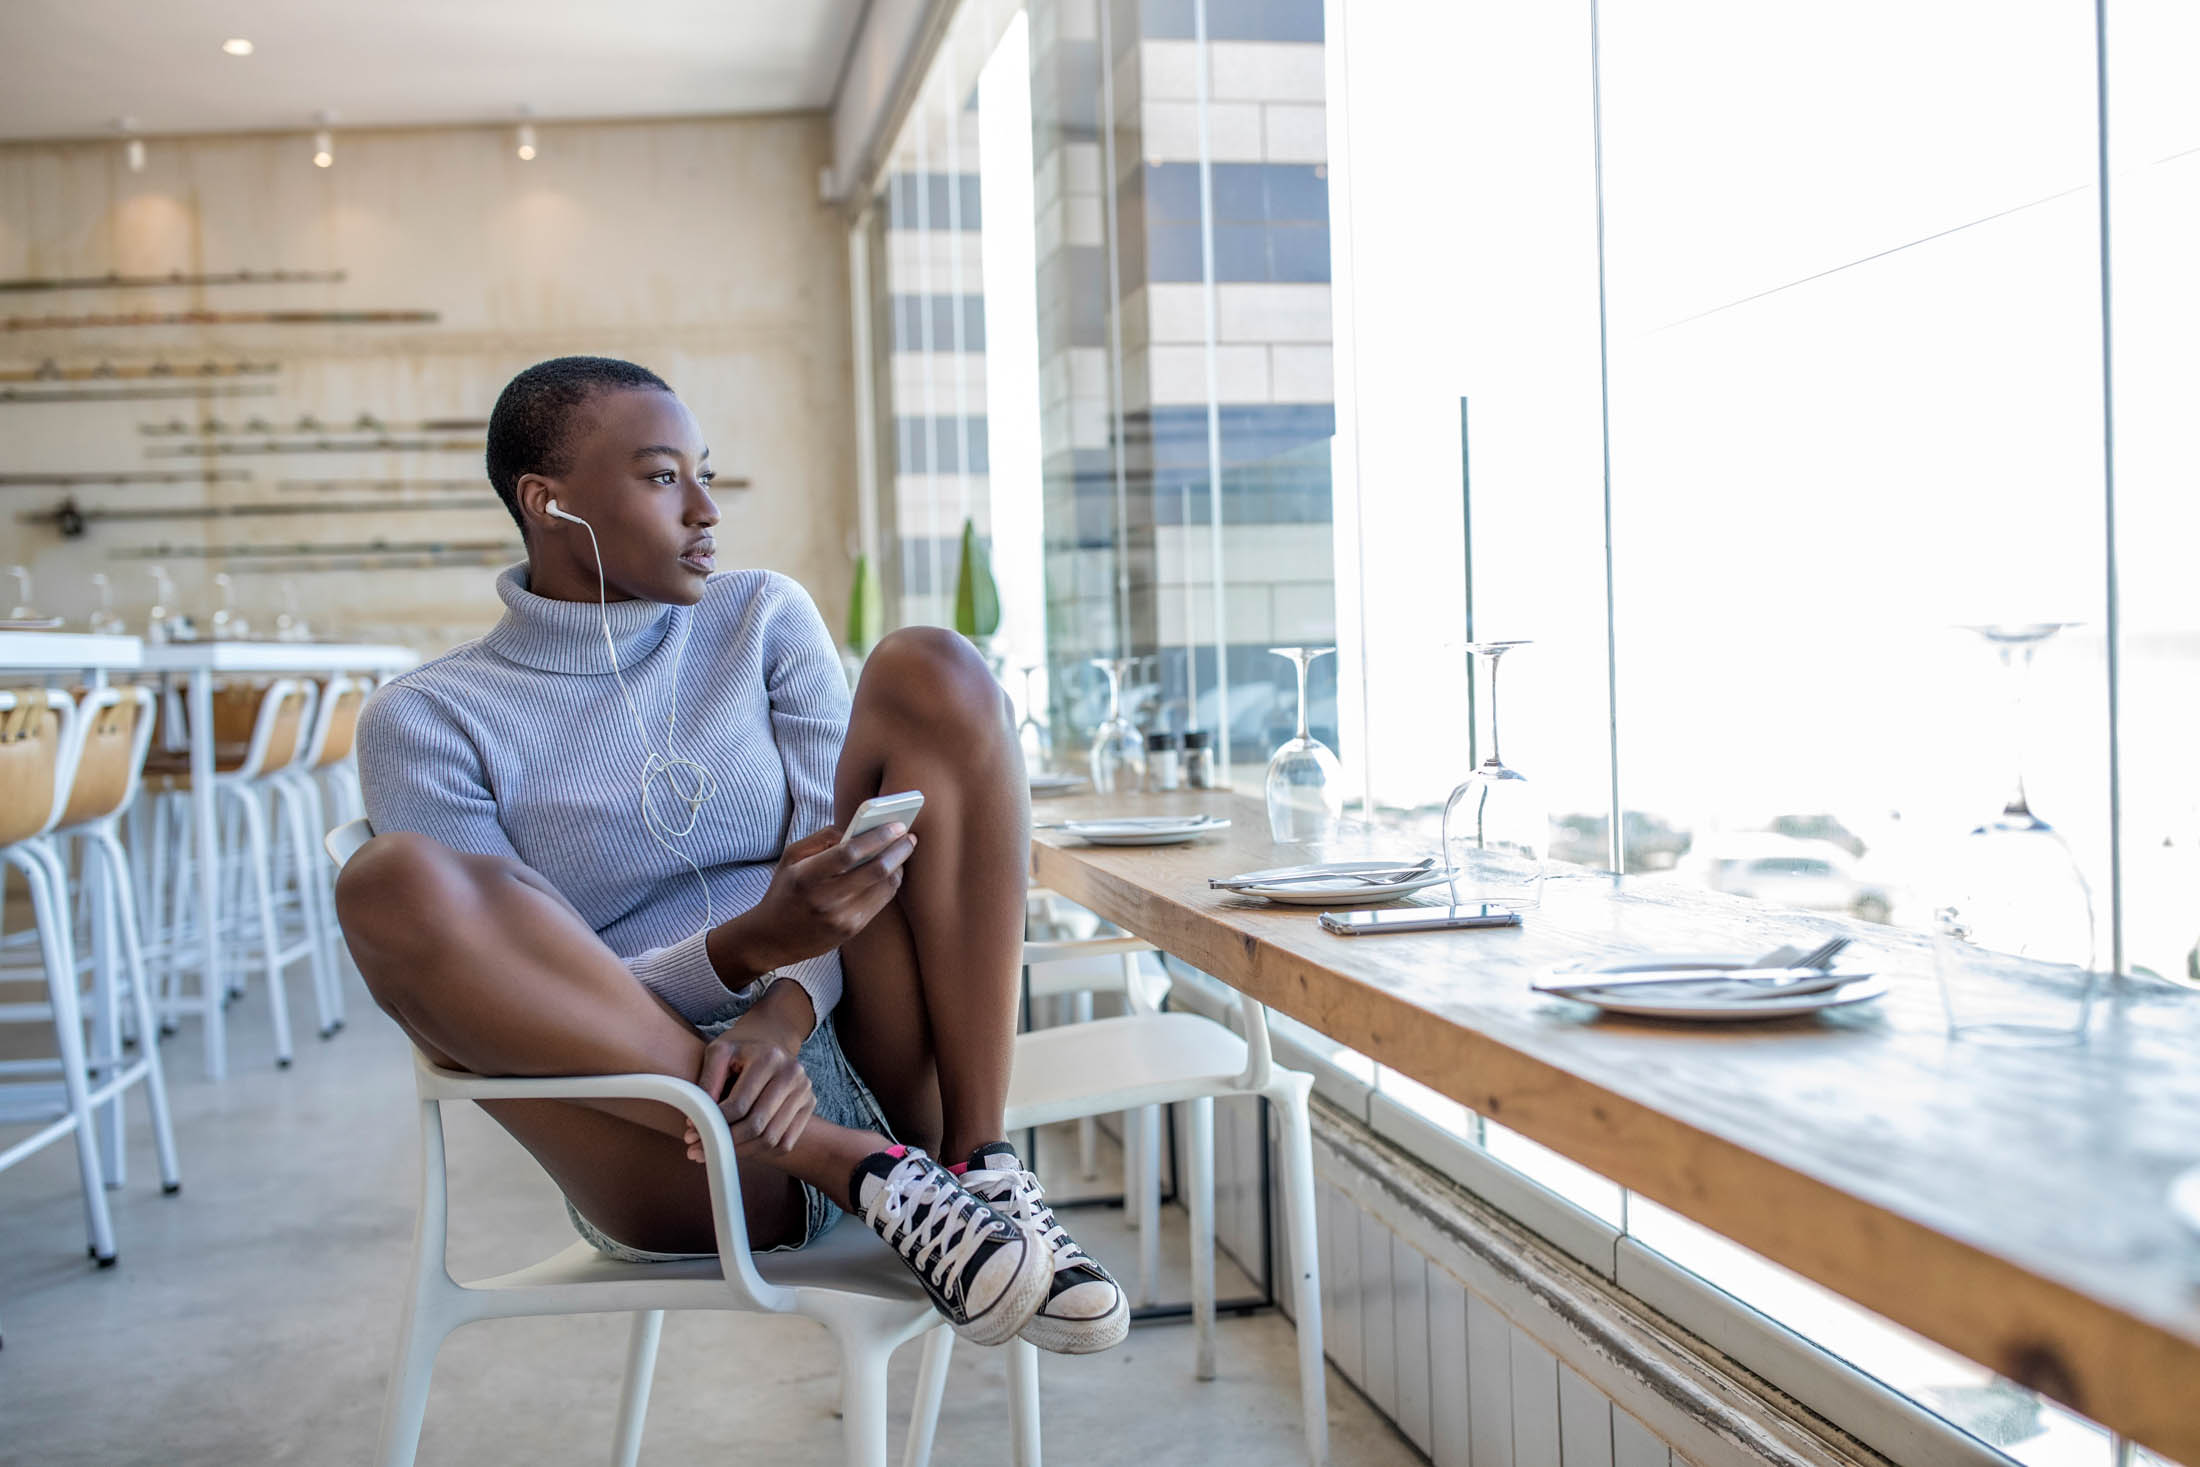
[856,1,2196,1463]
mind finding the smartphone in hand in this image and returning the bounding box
[839,791,924,865]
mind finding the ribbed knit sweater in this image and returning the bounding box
[355,563,851,1026]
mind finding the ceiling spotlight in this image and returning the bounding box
[222,37,254,56]
[313,130,334,168]
[516,122,537,162]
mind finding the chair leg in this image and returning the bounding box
[1265,1074,1328,1467]
[94,827,182,1194]
[85,844,126,1188]
[374,1299,452,1467]
[1187,1096,1216,1381]
[276,780,339,1040]
[13,846,116,1265]
[300,775,348,1029]
[1008,1337,1042,1467]
[831,1326,893,1467]
[1072,994,1098,1179]
[233,788,294,1067]
[610,1309,663,1467]
[1135,1105,1161,1306]
[899,1324,954,1467]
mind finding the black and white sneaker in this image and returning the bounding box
[851,1148,1051,1347]
[963,1142,1130,1355]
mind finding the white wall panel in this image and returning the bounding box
[1327,1181,1364,1385]
[1392,1232,1434,1454]
[1612,1409,1672,1467]
[1428,1266,1473,1467]
[1466,1293,1515,1467]
[1557,1365,1614,1467]
[1509,1331,1563,1467]
[1359,1209,1400,1416]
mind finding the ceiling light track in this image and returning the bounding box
[1,384,281,406]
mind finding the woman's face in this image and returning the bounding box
[515,387,720,605]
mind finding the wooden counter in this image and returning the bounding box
[1031,789,2200,1464]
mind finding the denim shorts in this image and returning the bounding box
[564,998,895,1262]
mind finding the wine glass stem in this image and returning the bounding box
[1294,652,1312,743]
[2002,643,2033,817]
[1486,656,1503,768]
[1105,663,1123,725]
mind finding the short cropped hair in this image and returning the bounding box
[484,356,671,532]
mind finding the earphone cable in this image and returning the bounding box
[572,513,719,929]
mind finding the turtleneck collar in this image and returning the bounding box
[480,562,679,674]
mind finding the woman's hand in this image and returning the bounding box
[684,1006,816,1161]
[711,822,916,979]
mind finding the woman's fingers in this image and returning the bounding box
[764,1092,816,1153]
[733,1065,812,1147]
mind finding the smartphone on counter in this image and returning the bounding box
[1319,904,1522,936]
[840,791,925,863]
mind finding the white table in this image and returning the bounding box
[0,630,144,677]
[138,642,419,1078]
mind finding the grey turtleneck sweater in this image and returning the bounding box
[355,563,851,1027]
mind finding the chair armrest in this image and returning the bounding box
[412,1054,789,1308]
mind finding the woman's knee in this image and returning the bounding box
[857,627,1011,734]
[333,831,490,979]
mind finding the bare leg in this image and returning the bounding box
[336,832,883,1251]
[831,628,1030,1164]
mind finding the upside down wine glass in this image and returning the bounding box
[1016,662,1054,773]
[1931,623,2098,1044]
[1442,641,1546,909]
[1087,656,1146,793]
[1264,646,1341,842]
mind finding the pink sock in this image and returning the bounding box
[883,1144,908,1160]
[947,1161,970,1176]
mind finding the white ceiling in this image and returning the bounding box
[0,0,869,141]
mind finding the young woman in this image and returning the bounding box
[339,356,1125,1354]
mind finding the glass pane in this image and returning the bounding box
[1599,0,2111,929]
[1323,1,1608,849]
[2107,0,2200,984]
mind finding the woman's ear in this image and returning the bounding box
[515,473,558,529]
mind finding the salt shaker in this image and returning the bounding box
[1183,730,1216,789]
[1145,731,1183,791]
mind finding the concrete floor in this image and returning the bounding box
[0,965,1425,1466]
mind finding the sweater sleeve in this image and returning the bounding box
[759,576,856,1025]
[355,683,736,1025]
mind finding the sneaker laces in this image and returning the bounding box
[865,1156,1004,1295]
[979,1164,1093,1270]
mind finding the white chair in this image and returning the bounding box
[25,684,182,1196]
[1003,962,1329,1465]
[276,674,370,1036]
[325,818,1041,1467]
[145,679,336,1070]
[0,688,115,1264]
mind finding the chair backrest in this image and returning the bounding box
[324,815,374,869]
[0,688,77,847]
[304,675,368,770]
[60,684,156,828]
[322,814,792,1313]
[207,678,312,779]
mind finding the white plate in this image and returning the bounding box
[1063,815,1230,846]
[1543,953,1887,1022]
[1029,773,1085,796]
[1220,861,1458,906]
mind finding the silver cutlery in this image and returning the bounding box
[1211,857,1439,890]
[1537,966,1869,1000]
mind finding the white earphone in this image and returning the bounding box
[547,496,720,926]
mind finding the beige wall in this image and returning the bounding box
[0,113,856,654]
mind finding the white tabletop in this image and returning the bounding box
[140,641,420,674]
[0,630,145,670]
